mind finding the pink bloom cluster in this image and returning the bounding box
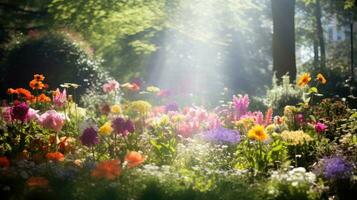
[103,80,120,93]
[53,89,67,108]
[38,110,66,132]
[177,107,220,137]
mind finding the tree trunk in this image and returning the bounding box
[271,0,296,82]
[313,37,319,68]
[315,0,326,70]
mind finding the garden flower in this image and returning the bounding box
[46,152,65,162]
[297,73,311,87]
[7,88,18,95]
[233,95,249,119]
[103,80,120,93]
[247,124,268,142]
[323,157,352,180]
[146,86,160,93]
[80,127,99,147]
[315,122,327,134]
[0,156,10,168]
[100,103,111,115]
[26,177,49,188]
[111,104,122,114]
[200,127,241,144]
[36,93,51,103]
[165,102,179,113]
[316,73,327,84]
[295,114,304,124]
[91,159,121,180]
[11,102,29,122]
[38,110,65,132]
[15,88,33,100]
[280,130,313,145]
[34,74,45,81]
[2,107,12,122]
[26,108,39,121]
[157,89,171,97]
[29,79,44,90]
[130,100,152,114]
[124,151,145,168]
[53,88,67,108]
[99,122,113,136]
[111,117,134,136]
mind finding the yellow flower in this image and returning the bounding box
[235,117,255,130]
[247,125,269,142]
[99,122,113,136]
[171,114,185,122]
[316,73,327,84]
[280,130,313,145]
[146,86,160,93]
[265,124,276,134]
[130,100,152,114]
[297,73,311,87]
[111,104,122,114]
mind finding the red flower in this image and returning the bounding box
[27,177,49,188]
[91,159,121,180]
[125,151,145,168]
[46,152,64,162]
[0,156,10,168]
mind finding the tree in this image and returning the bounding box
[271,0,296,81]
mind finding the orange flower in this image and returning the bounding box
[27,177,49,188]
[7,88,18,95]
[46,152,65,162]
[316,73,327,84]
[15,88,33,100]
[0,156,10,168]
[91,159,121,180]
[37,93,51,103]
[124,151,145,168]
[297,73,311,87]
[29,79,44,90]
[34,74,45,81]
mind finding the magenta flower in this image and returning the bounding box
[102,80,120,93]
[53,88,67,108]
[11,102,29,122]
[315,122,328,133]
[232,95,249,119]
[295,114,304,124]
[38,110,65,132]
[111,117,135,136]
[80,127,99,147]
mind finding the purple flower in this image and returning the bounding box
[165,103,179,113]
[315,122,327,134]
[111,117,135,136]
[80,127,99,147]
[233,95,249,119]
[11,102,29,122]
[200,127,241,144]
[323,157,353,180]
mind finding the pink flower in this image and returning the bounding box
[315,122,328,133]
[53,89,67,108]
[39,110,65,132]
[233,95,250,120]
[103,80,120,93]
[26,108,39,122]
[2,107,12,122]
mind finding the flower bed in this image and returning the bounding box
[0,73,356,200]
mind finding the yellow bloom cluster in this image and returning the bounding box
[235,117,255,130]
[111,104,122,114]
[99,122,113,136]
[130,100,152,114]
[146,86,160,93]
[248,125,269,142]
[280,130,313,145]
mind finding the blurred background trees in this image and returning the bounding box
[0,0,356,103]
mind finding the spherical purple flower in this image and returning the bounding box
[111,117,135,136]
[200,127,241,144]
[165,103,179,113]
[80,127,99,147]
[323,157,353,180]
[11,102,29,122]
[315,122,327,134]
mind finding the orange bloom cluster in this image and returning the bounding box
[125,151,145,168]
[91,159,121,180]
[7,88,33,100]
[46,152,65,162]
[0,156,10,168]
[29,74,45,90]
[35,93,51,103]
[27,177,49,188]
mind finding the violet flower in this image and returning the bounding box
[111,117,135,136]
[200,127,241,144]
[323,157,352,180]
[80,127,99,147]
